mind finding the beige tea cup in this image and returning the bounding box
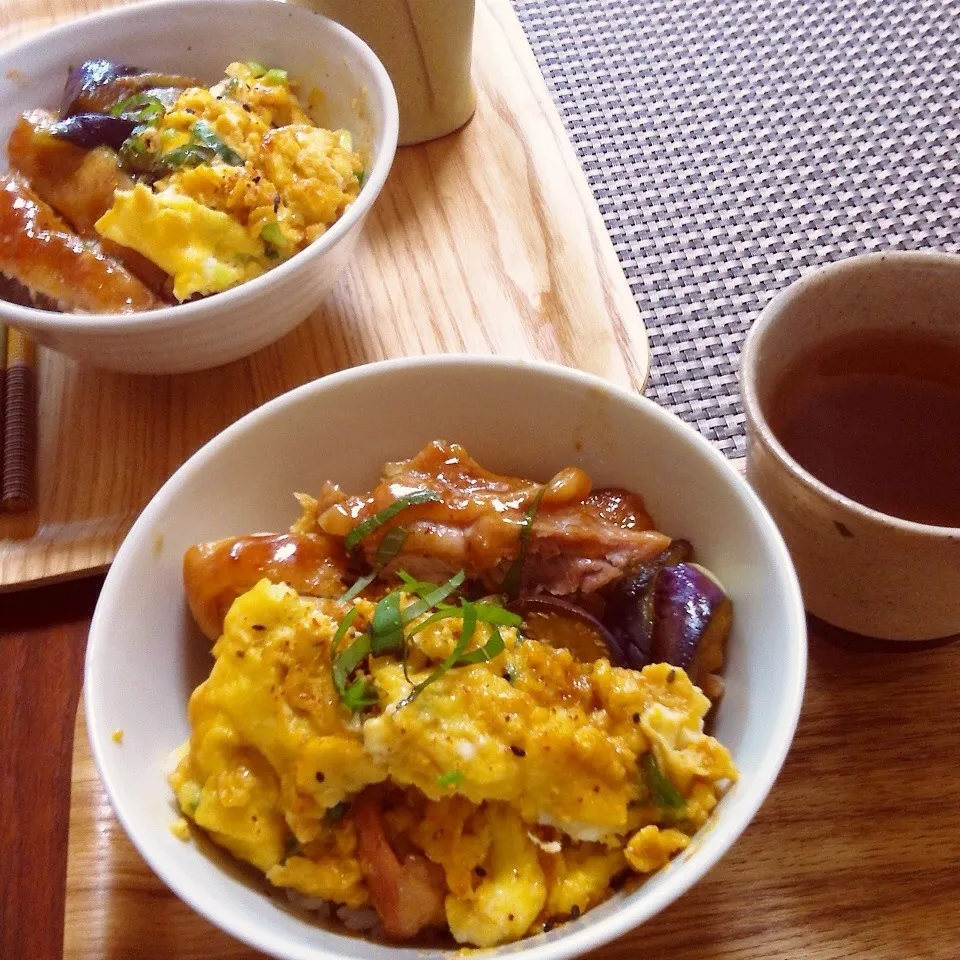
[741,251,960,641]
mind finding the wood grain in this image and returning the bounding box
[62,622,960,960]
[0,0,649,589]
[0,576,101,960]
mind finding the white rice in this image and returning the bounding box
[284,888,381,936]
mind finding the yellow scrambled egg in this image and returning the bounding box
[170,580,737,947]
[95,62,363,300]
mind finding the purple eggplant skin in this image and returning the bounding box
[60,60,139,116]
[507,595,627,664]
[60,59,199,117]
[600,539,693,669]
[48,114,138,151]
[650,563,731,681]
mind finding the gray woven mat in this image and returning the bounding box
[513,0,960,457]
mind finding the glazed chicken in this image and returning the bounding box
[311,441,671,595]
[7,112,170,294]
[182,442,671,639]
[0,174,161,312]
[183,532,347,640]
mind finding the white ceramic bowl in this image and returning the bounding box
[85,356,807,960]
[0,0,398,374]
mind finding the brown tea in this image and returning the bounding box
[766,330,960,527]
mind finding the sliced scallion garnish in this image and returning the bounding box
[110,92,166,123]
[396,599,478,709]
[500,486,546,598]
[191,120,244,165]
[259,221,286,251]
[436,770,464,789]
[341,526,408,603]
[642,752,685,810]
[369,590,404,654]
[400,570,465,625]
[344,490,441,552]
[455,624,507,664]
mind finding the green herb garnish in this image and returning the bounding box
[436,771,465,789]
[399,570,465,624]
[330,606,371,709]
[330,568,516,713]
[191,120,244,165]
[263,68,288,86]
[342,526,408,603]
[245,60,268,78]
[370,590,404,654]
[344,490,441,552]
[260,221,286,249]
[396,599,478,709]
[500,486,546,598]
[341,676,379,711]
[357,169,367,187]
[455,624,506,664]
[642,752,685,810]
[110,92,166,124]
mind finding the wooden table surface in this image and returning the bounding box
[2,0,960,957]
[3,578,958,959]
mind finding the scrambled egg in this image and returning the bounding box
[170,580,737,947]
[96,62,363,300]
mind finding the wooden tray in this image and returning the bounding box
[65,625,960,960]
[0,0,648,590]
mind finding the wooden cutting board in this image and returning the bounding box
[0,0,648,590]
[64,624,960,960]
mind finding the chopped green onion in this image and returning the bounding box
[397,600,477,709]
[245,60,267,78]
[110,92,166,123]
[370,590,404,654]
[330,606,371,705]
[160,142,209,169]
[259,221,287,254]
[400,570,465,625]
[341,676,379,711]
[436,770,464,789]
[341,527,408,602]
[120,135,146,155]
[407,606,466,638]
[500,487,546,598]
[345,490,442,552]
[263,68,288,85]
[191,120,244,165]
[455,624,506,665]
[357,169,367,187]
[473,603,523,627]
[396,570,442,600]
[642,753,685,810]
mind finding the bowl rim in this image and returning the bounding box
[741,250,960,538]
[0,0,399,333]
[85,355,808,960]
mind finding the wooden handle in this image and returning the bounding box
[3,328,36,513]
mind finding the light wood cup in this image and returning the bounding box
[741,251,960,641]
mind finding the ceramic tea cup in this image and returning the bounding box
[741,251,960,641]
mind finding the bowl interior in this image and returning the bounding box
[747,252,960,423]
[86,358,806,960]
[0,0,388,167]
[0,0,396,337]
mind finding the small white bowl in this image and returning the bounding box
[0,0,398,374]
[86,356,806,960]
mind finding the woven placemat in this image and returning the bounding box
[513,0,960,457]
